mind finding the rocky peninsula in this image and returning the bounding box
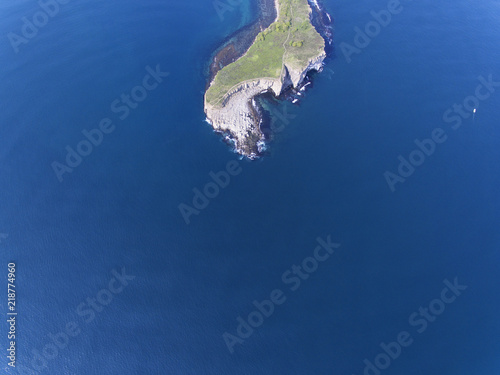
[204,0,328,158]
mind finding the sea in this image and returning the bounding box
[0,0,499,374]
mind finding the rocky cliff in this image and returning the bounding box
[205,51,325,158]
[204,0,327,158]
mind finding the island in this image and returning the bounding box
[204,0,328,158]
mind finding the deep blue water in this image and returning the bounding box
[0,0,499,374]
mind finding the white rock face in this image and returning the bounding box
[204,51,326,158]
[288,53,326,88]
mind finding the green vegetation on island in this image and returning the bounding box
[205,0,325,107]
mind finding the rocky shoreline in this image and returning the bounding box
[207,0,278,86]
[205,0,333,159]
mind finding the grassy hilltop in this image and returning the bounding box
[205,0,325,107]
